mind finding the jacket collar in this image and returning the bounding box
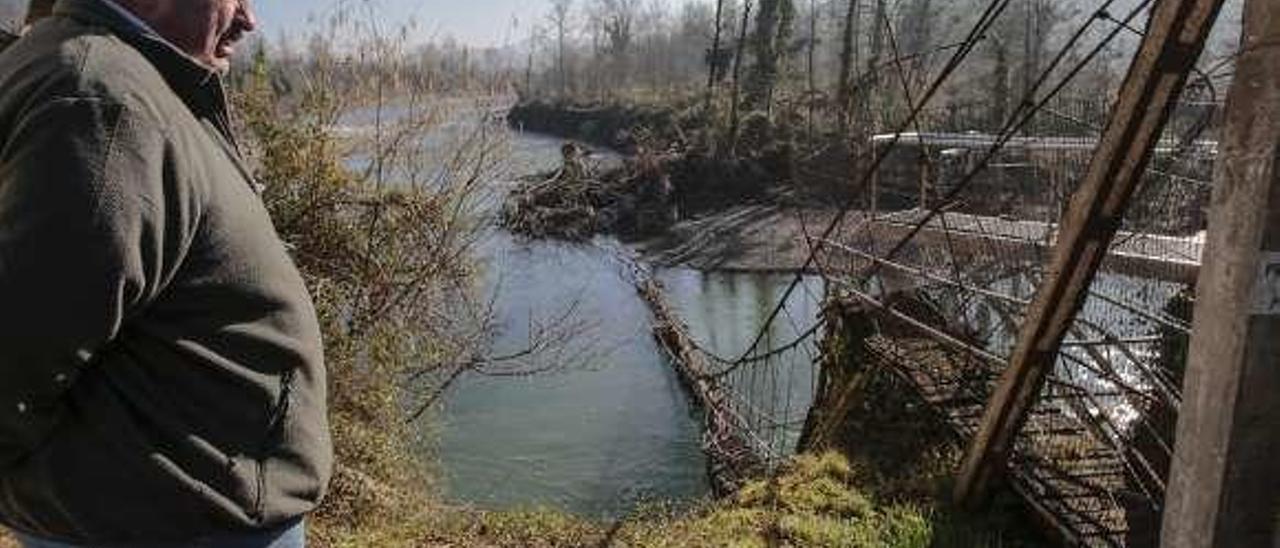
[51,0,227,120]
[95,0,163,41]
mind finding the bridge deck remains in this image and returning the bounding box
[867,210,1203,285]
[634,274,766,495]
[865,333,1137,546]
[646,206,1203,285]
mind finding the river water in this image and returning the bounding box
[340,98,1190,520]
[342,100,1181,519]
[368,107,825,518]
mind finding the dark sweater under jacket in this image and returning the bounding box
[0,0,332,542]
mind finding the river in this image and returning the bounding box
[339,98,1182,519]
[336,95,1196,523]
[346,103,824,518]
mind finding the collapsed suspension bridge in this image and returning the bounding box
[627,0,1232,545]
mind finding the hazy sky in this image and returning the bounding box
[254,0,534,48]
[254,0,682,49]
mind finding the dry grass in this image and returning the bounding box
[303,452,935,548]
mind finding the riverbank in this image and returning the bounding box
[0,122,1008,548]
[498,97,1049,545]
[640,205,835,272]
[316,451,941,547]
[0,454,942,548]
[507,97,704,152]
[502,97,862,254]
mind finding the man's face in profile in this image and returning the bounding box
[142,0,257,73]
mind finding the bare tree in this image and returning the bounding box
[805,0,817,142]
[983,0,1066,130]
[1018,0,1065,99]
[728,0,753,154]
[988,33,1011,131]
[745,0,795,112]
[897,0,934,57]
[835,0,861,135]
[525,24,544,95]
[581,0,650,96]
[667,1,718,94]
[705,0,727,112]
[548,0,574,96]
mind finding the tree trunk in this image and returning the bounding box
[706,0,726,113]
[558,33,566,95]
[861,0,885,130]
[728,0,753,156]
[836,0,861,136]
[806,0,817,142]
[989,38,1010,132]
[746,0,793,112]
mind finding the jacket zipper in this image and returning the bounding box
[253,368,295,523]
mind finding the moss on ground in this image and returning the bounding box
[315,452,941,548]
[802,299,1048,548]
[613,453,934,548]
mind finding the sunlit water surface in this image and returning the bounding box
[359,102,822,517]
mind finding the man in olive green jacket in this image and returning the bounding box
[0,0,332,545]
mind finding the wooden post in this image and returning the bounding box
[953,0,1226,506]
[1161,0,1280,545]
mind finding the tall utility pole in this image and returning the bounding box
[953,0,1226,507]
[1161,0,1280,545]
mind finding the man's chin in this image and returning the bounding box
[200,55,232,74]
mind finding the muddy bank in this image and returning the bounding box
[500,143,682,241]
[501,99,871,264]
[640,205,835,272]
[500,139,790,244]
[507,99,872,209]
[507,98,703,151]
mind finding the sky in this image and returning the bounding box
[254,0,682,50]
[255,0,537,48]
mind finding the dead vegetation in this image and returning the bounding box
[501,140,681,241]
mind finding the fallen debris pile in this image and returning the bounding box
[501,142,678,241]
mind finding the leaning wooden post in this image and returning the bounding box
[1161,0,1280,545]
[953,0,1226,507]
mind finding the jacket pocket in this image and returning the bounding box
[253,368,295,522]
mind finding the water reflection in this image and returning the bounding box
[439,234,710,518]
[341,102,822,518]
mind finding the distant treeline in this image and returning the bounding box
[519,0,1239,139]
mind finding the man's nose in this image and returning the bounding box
[236,0,257,32]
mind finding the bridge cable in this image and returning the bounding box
[718,0,1157,383]
[847,0,1157,290]
[713,0,1022,376]
[712,0,1147,380]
